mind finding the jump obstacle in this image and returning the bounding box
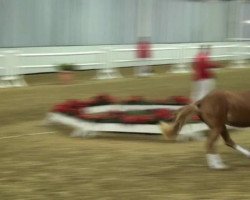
[46,95,209,141]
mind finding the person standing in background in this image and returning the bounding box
[191,45,218,102]
[135,37,154,77]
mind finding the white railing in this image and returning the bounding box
[111,47,179,64]
[19,51,106,71]
[19,51,104,57]
[0,43,249,77]
[0,51,27,87]
[242,45,250,57]
[110,44,238,73]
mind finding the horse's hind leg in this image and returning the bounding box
[221,127,250,158]
[220,126,235,148]
[206,127,228,169]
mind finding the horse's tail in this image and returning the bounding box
[160,102,200,140]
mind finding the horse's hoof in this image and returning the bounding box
[209,163,230,170]
[208,164,229,170]
[206,154,230,170]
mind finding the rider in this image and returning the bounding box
[135,37,153,77]
[190,45,217,102]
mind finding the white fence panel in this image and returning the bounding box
[0,42,249,76]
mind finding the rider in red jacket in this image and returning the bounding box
[135,37,153,77]
[193,47,216,81]
[191,45,217,102]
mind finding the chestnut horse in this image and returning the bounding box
[160,90,250,169]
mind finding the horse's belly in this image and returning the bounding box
[227,121,250,128]
[227,111,250,127]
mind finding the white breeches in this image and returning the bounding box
[191,79,215,102]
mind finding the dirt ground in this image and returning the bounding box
[1,66,250,200]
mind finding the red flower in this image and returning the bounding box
[52,100,85,115]
[52,104,69,113]
[93,94,116,104]
[154,109,173,120]
[79,113,113,121]
[121,115,155,124]
[52,95,194,125]
[81,99,98,106]
[122,96,145,104]
[172,96,191,104]
[108,111,124,118]
[67,108,80,115]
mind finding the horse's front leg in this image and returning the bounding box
[206,128,228,169]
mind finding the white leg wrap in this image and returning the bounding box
[235,145,250,158]
[206,154,228,169]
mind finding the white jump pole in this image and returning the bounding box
[0,51,27,88]
[95,48,122,80]
[231,0,248,68]
[171,45,190,73]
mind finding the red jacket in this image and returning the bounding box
[136,41,151,58]
[192,52,216,81]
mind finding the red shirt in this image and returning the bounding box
[192,52,216,81]
[136,41,151,58]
